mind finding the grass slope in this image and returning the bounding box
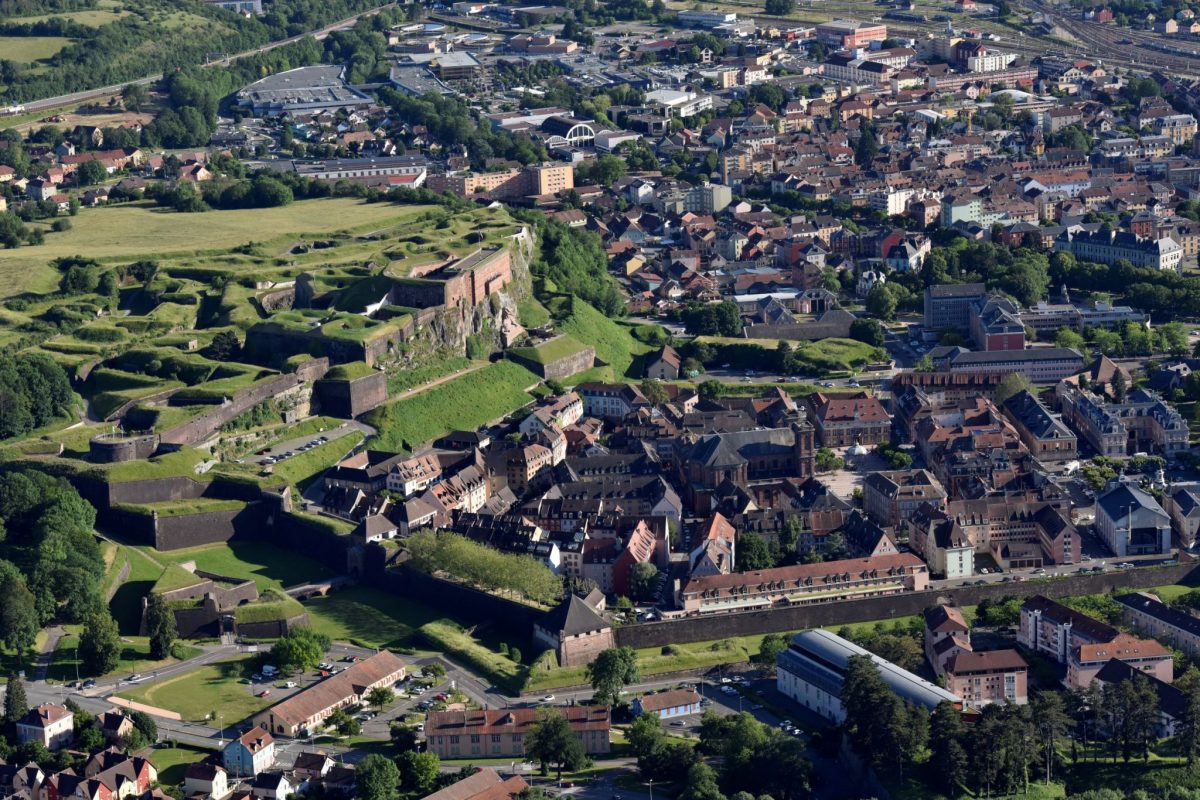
[0,36,74,63]
[0,199,429,300]
[137,541,334,593]
[554,297,652,382]
[367,360,539,452]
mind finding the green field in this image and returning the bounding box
[117,656,269,723]
[47,630,199,681]
[136,541,334,593]
[20,7,130,26]
[116,498,247,518]
[386,357,475,395]
[234,588,305,624]
[367,360,540,452]
[149,744,215,786]
[0,199,431,300]
[527,631,787,692]
[303,586,441,649]
[267,433,364,491]
[0,36,74,64]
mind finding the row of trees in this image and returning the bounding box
[406,530,563,606]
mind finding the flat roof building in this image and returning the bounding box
[777,629,960,723]
[237,65,371,116]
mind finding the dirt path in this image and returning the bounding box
[33,625,66,681]
[387,361,489,402]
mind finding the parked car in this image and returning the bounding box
[284,681,298,689]
[541,695,556,703]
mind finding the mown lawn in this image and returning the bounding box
[47,630,199,682]
[268,433,363,491]
[137,540,334,593]
[148,744,215,786]
[117,656,267,723]
[367,361,539,452]
[303,586,439,649]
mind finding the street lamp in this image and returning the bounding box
[648,779,654,800]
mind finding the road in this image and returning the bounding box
[14,3,398,113]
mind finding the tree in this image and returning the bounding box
[814,448,844,473]
[355,754,400,800]
[588,646,639,706]
[930,702,968,794]
[1056,328,1087,351]
[76,160,108,187]
[865,283,897,320]
[78,612,120,676]
[366,687,395,712]
[698,380,723,402]
[764,0,794,13]
[1030,690,1070,783]
[0,566,38,661]
[3,674,27,727]
[735,534,775,571]
[398,750,440,794]
[854,122,879,166]
[849,318,885,347]
[268,627,331,673]
[629,561,660,601]
[208,331,241,361]
[121,83,149,113]
[679,762,725,800]
[525,709,588,779]
[640,379,668,405]
[129,710,157,747]
[751,633,788,674]
[1102,675,1161,762]
[994,373,1033,405]
[145,593,177,661]
[1176,666,1200,766]
[1113,369,1128,403]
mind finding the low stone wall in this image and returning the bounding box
[613,562,1200,650]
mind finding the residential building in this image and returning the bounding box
[17,705,73,751]
[806,392,891,447]
[631,689,702,719]
[1002,390,1077,462]
[1095,659,1185,738]
[677,552,929,614]
[184,765,229,800]
[777,629,960,723]
[1017,595,1118,664]
[1166,484,1200,550]
[1096,477,1172,557]
[1066,633,1173,688]
[223,727,275,778]
[944,650,1029,708]
[924,605,972,673]
[251,651,407,737]
[1116,592,1200,658]
[425,707,611,759]
[862,470,947,528]
[645,346,682,380]
[1057,384,1189,458]
[251,772,292,800]
[423,769,528,800]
